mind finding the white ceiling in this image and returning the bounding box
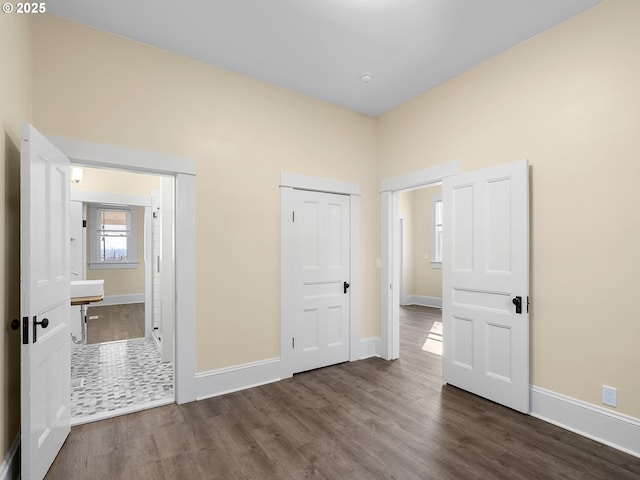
[47,0,602,116]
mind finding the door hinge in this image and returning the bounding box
[527,296,530,313]
[292,337,295,349]
[82,219,87,228]
[292,211,295,223]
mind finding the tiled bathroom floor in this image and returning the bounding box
[71,337,174,419]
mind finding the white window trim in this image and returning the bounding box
[89,204,139,269]
[431,194,443,269]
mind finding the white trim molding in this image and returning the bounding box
[281,172,359,196]
[195,358,282,400]
[49,135,197,404]
[358,337,381,360]
[70,190,151,207]
[380,161,458,192]
[530,386,640,459]
[48,135,195,175]
[380,162,459,361]
[99,293,145,306]
[280,173,361,378]
[0,434,20,480]
[406,295,442,309]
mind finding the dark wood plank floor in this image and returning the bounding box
[86,303,145,344]
[47,306,640,479]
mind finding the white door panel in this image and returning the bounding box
[293,190,350,373]
[21,124,71,480]
[443,160,529,413]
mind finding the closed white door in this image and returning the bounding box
[292,189,350,373]
[442,160,529,413]
[20,125,72,479]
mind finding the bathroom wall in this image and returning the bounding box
[71,167,160,299]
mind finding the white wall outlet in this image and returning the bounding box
[375,258,381,269]
[602,385,617,407]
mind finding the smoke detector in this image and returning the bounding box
[360,73,374,84]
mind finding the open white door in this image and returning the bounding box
[292,189,350,373]
[20,125,71,479]
[442,159,529,413]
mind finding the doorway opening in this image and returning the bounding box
[379,162,459,361]
[68,166,175,424]
[398,184,443,360]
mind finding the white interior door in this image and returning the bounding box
[292,189,350,373]
[442,159,529,413]
[20,124,72,479]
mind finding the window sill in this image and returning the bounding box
[430,261,442,270]
[89,262,138,270]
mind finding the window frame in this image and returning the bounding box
[431,194,443,269]
[89,204,139,269]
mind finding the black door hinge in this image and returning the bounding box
[82,220,87,228]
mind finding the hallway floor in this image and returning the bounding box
[49,305,640,479]
[71,337,174,420]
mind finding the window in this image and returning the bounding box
[431,195,443,269]
[89,205,138,269]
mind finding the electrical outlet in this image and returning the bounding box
[602,385,617,407]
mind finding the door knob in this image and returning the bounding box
[343,281,350,294]
[10,319,19,331]
[33,316,49,343]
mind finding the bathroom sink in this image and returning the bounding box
[70,279,104,299]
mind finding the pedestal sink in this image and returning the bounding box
[70,279,104,300]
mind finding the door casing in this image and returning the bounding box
[48,135,197,404]
[280,172,360,378]
[380,162,459,360]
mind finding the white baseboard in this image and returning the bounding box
[530,386,640,458]
[195,357,282,401]
[99,293,144,306]
[405,295,442,308]
[358,337,380,359]
[0,434,20,480]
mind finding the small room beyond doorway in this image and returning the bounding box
[68,166,175,424]
[398,184,443,361]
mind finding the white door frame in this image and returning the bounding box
[280,172,360,378]
[380,162,459,360]
[48,135,197,404]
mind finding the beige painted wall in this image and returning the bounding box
[72,167,159,296]
[398,191,415,297]
[399,187,442,300]
[0,12,31,461]
[33,14,378,372]
[411,187,442,299]
[71,166,161,196]
[377,0,640,417]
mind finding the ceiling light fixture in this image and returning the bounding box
[360,73,374,84]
